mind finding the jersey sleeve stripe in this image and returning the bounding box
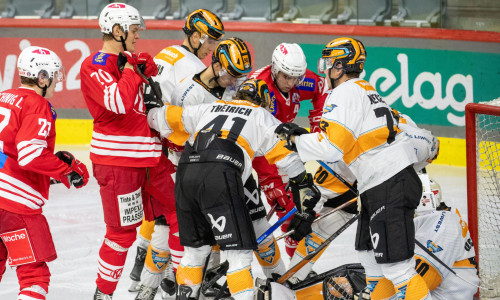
[17,139,47,167]
[0,174,47,209]
[264,140,293,165]
[344,127,402,165]
[104,83,125,114]
[165,105,190,146]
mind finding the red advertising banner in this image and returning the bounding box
[0,37,254,110]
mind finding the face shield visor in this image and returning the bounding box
[200,34,220,46]
[38,65,66,84]
[218,67,246,89]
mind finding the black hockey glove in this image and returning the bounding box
[144,92,164,114]
[274,123,309,152]
[289,172,321,213]
[287,209,316,241]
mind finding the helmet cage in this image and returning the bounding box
[415,174,442,217]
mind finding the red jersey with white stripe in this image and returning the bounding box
[80,52,162,167]
[0,87,72,215]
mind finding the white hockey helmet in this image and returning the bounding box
[17,46,65,83]
[99,2,145,34]
[415,173,442,217]
[271,43,307,79]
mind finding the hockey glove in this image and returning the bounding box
[259,177,293,211]
[289,172,321,213]
[144,92,163,114]
[287,209,316,241]
[118,51,158,84]
[274,123,309,152]
[55,151,89,189]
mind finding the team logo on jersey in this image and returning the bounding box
[48,102,57,120]
[268,92,278,116]
[426,240,443,253]
[93,52,110,66]
[296,77,315,91]
[292,92,300,104]
[323,104,337,113]
[208,213,226,232]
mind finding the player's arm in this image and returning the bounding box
[306,72,329,133]
[253,157,294,212]
[83,62,144,114]
[16,114,88,188]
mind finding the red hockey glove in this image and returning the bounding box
[136,52,158,79]
[55,151,89,189]
[308,114,322,133]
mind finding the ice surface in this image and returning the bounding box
[0,146,467,299]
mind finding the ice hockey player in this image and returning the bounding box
[130,9,225,299]
[286,109,440,285]
[0,46,89,300]
[146,78,320,300]
[275,37,431,299]
[79,3,162,299]
[250,42,329,258]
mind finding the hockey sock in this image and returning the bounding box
[96,238,129,294]
[254,235,285,278]
[18,285,48,300]
[227,250,254,300]
[285,236,299,258]
[369,277,397,300]
[206,244,221,270]
[288,231,327,282]
[137,218,155,249]
[168,225,183,271]
[176,245,211,298]
[393,274,431,300]
[140,224,170,288]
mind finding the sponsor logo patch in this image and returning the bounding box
[0,228,36,266]
[93,52,110,66]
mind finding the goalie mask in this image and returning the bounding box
[235,79,271,109]
[18,46,66,97]
[99,2,145,34]
[415,173,442,217]
[271,43,307,84]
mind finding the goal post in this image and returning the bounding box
[465,99,500,299]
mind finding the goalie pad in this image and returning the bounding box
[254,278,295,300]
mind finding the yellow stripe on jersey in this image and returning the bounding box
[165,105,190,146]
[353,79,376,91]
[343,125,402,165]
[155,47,185,65]
[453,258,477,269]
[218,129,255,159]
[264,140,294,165]
[321,119,357,155]
[415,254,443,290]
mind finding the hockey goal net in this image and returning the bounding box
[466,98,500,299]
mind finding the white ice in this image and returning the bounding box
[0,145,468,299]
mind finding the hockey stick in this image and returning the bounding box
[276,198,357,241]
[277,214,359,284]
[317,160,358,196]
[414,239,484,290]
[257,207,297,244]
[266,203,278,221]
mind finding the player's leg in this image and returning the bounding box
[129,218,155,292]
[289,209,353,284]
[358,250,397,299]
[1,212,57,300]
[0,239,6,281]
[176,245,212,299]
[361,166,430,300]
[160,210,184,298]
[135,217,170,300]
[226,249,254,300]
[93,164,149,297]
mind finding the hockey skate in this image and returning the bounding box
[201,261,231,298]
[134,284,158,300]
[160,258,177,299]
[93,287,113,300]
[129,246,147,292]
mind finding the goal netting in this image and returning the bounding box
[466,98,500,299]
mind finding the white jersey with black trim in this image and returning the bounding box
[147,100,305,182]
[315,160,356,203]
[171,74,235,107]
[397,112,440,172]
[294,79,417,193]
[414,209,478,299]
[153,45,206,102]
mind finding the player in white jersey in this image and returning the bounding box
[147,79,319,300]
[131,9,225,299]
[275,37,430,299]
[358,175,478,300]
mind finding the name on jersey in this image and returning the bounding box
[210,105,253,116]
[0,93,23,108]
[367,94,386,105]
[434,211,446,233]
[93,52,110,66]
[296,77,315,91]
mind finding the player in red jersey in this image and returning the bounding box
[0,46,89,300]
[79,3,162,299]
[250,43,328,257]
